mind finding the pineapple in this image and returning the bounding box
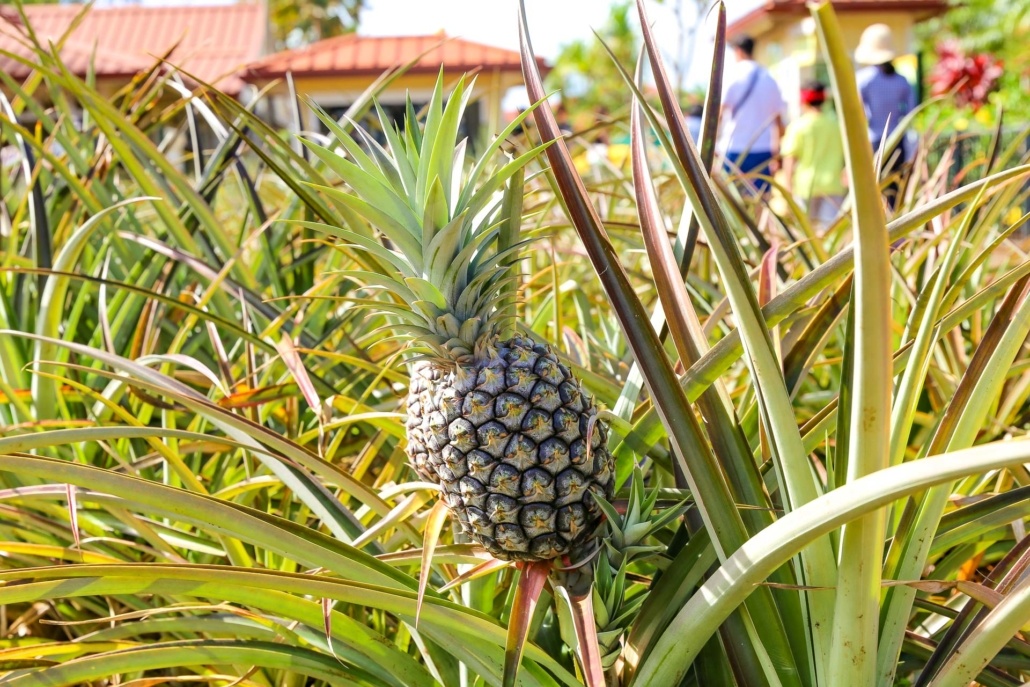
[306,76,614,561]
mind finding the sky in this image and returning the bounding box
[358,0,765,107]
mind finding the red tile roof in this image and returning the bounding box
[246,33,546,80]
[0,3,266,94]
[729,0,947,37]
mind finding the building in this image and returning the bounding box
[244,33,547,140]
[0,3,268,99]
[728,0,947,117]
[1,4,545,148]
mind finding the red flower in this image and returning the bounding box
[929,40,1003,110]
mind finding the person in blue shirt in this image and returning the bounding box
[855,23,916,208]
[721,35,786,196]
[685,103,704,145]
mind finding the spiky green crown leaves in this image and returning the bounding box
[303,74,549,362]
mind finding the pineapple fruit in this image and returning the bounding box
[307,77,614,561]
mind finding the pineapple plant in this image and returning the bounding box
[4,2,1030,686]
[304,77,615,561]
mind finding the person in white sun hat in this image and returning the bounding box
[855,23,915,208]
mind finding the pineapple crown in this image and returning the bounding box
[304,74,549,362]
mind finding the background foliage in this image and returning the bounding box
[270,0,363,48]
[919,0,1030,120]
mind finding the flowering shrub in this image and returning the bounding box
[930,39,1004,109]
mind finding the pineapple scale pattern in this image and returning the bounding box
[406,336,614,561]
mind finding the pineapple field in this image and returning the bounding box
[1,1,1030,686]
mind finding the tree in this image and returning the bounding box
[545,1,707,122]
[545,1,639,118]
[270,0,363,48]
[922,0,1030,58]
[661,0,707,96]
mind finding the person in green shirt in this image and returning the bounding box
[781,81,846,228]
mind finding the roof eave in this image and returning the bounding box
[4,66,243,95]
[727,0,947,38]
[244,61,548,83]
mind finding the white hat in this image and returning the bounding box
[855,23,898,65]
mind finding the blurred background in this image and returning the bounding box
[2,0,1022,139]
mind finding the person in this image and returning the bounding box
[555,102,573,136]
[780,81,846,228]
[721,35,786,195]
[685,103,704,145]
[855,23,916,207]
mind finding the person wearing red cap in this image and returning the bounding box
[781,81,846,228]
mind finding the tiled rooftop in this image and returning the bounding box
[0,3,266,94]
[247,32,544,79]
